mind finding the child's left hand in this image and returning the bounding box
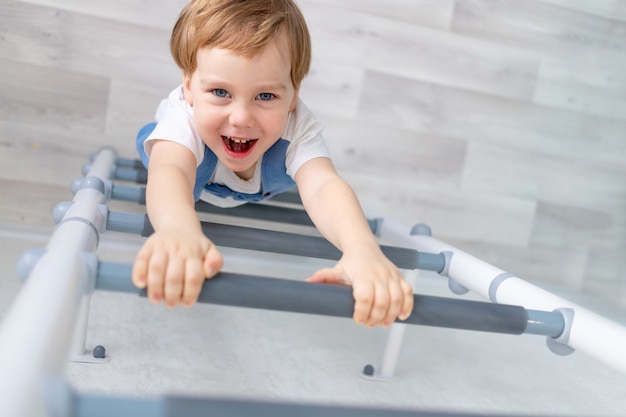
[306,246,414,327]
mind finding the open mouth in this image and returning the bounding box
[222,136,258,154]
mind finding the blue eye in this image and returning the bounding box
[258,92,274,101]
[213,89,229,98]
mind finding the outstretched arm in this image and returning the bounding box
[132,140,223,307]
[295,157,414,327]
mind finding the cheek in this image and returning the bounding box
[265,112,290,135]
[192,109,219,139]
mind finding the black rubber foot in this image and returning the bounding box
[93,345,106,359]
[362,364,374,376]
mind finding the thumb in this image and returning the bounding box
[306,267,350,286]
[203,246,224,279]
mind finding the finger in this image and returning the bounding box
[163,255,184,308]
[146,249,167,304]
[306,268,349,285]
[381,280,404,327]
[203,244,223,279]
[352,281,374,326]
[398,279,415,320]
[365,282,390,327]
[132,249,149,289]
[182,257,204,307]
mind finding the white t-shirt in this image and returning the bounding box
[145,86,330,207]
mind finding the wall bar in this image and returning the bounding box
[73,391,540,417]
[0,148,117,417]
[97,261,564,337]
[370,215,626,375]
[106,212,445,272]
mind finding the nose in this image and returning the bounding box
[228,101,254,128]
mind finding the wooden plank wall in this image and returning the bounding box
[1,0,625,307]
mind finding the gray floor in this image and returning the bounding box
[2,217,626,417]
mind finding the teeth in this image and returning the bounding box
[225,136,250,143]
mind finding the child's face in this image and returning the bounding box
[183,35,298,180]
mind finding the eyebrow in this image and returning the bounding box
[199,78,288,91]
[258,83,288,91]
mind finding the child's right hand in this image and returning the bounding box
[132,229,223,308]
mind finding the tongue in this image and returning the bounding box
[231,140,250,153]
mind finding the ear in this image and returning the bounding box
[182,72,194,106]
[289,89,299,112]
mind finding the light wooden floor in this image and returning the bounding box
[1,0,626,414]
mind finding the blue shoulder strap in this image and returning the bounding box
[193,139,295,202]
[135,122,157,169]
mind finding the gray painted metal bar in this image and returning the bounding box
[261,187,303,205]
[107,186,316,227]
[193,220,444,272]
[107,211,145,235]
[115,157,145,169]
[106,212,444,272]
[195,199,315,226]
[107,183,318,228]
[97,262,565,337]
[74,392,541,417]
[114,166,147,184]
[197,200,380,233]
[111,184,146,204]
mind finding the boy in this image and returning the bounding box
[133,0,414,328]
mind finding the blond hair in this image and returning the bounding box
[171,0,311,90]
